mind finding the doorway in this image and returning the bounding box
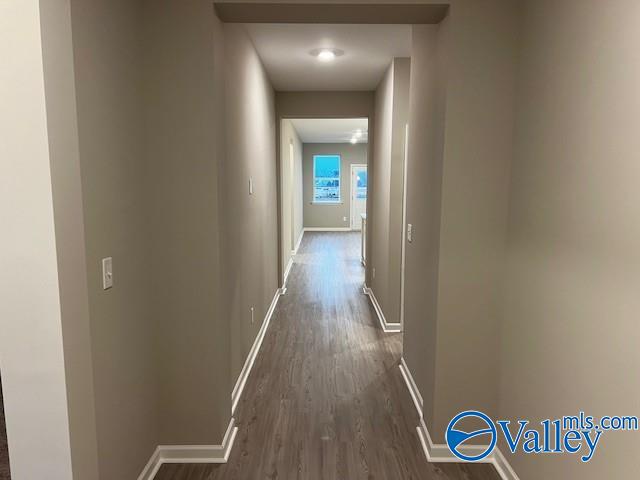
[350,164,368,230]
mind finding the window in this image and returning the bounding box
[313,154,341,203]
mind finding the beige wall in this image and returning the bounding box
[221,24,279,386]
[302,143,368,229]
[403,0,519,443]
[143,0,230,446]
[280,119,304,276]
[370,58,410,326]
[500,1,640,477]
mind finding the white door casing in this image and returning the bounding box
[350,164,367,230]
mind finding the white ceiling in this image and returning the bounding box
[244,24,411,91]
[290,118,368,143]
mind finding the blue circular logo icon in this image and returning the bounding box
[446,410,497,462]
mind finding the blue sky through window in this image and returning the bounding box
[314,155,341,202]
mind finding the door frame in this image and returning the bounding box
[350,163,368,230]
[399,124,409,329]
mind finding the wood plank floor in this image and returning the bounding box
[156,232,500,480]
[0,376,10,480]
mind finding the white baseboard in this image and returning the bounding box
[138,447,162,480]
[303,227,351,232]
[138,417,238,480]
[492,448,521,480]
[292,229,305,254]
[415,406,520,479]
[283,256,294,287]
[363,286,402,332]
[231,288,284,415]
[399,357,423,417]
[399,360,519,480]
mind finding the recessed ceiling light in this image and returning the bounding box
[350,137,358,144]
[318,50,335,62]
[309,48,344,62]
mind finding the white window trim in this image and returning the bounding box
[312,154,342,204]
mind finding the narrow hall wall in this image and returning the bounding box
[370,58,410,326]
[221,24,279,390]
[143,0,230,447]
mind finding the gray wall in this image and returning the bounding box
[370,58,410,326]
[280,119,304,275]
[70,0,158,477]
[40,3,278,478]
[143,0,229,446]
[302,143,368,229]
[500,1,640,477]
[221,23,279,388]
[402,23,448,436]
[430,0,518,439]
[403,0,519,442]
[276,92,375,120]
[372,62,393,310]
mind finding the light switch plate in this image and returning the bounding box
[102,257,113,290]
[407,224,413,243]
[249,177,254,195]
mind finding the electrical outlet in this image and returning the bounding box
[249,177,254,195]
[250,306,255,324]
[102,257,113,290]
[407,223,413,243]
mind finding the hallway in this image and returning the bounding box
[156,232,498,480]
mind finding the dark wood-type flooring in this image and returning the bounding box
[156,232,500,480]
[0,376,10,480]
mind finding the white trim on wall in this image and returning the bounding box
[399,357,423,417]
[231,288,285,415]
[349,163,368,230]
[398,359,520,480]
[284,230,305,287]
[303,227,351,232]
[137,417,238,480]
[292,230,305,255]
[363,286,402,332]
[399,123,409,329]
[283,257,294,286]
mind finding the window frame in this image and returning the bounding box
[312,154,342,204]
